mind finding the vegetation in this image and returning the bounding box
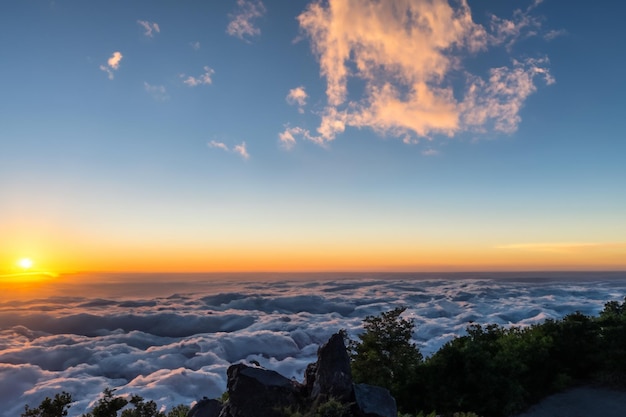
[21,297,626,417]
[349,298,626,417]
[348,307,423,409]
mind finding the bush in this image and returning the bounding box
[349,306,422,412]
[22,392,73,417]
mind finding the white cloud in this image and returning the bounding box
[208,140,250,159]
[191,41,201,50]
[137,20,160,38]
[2,276,625,416]
[182,66,214,87]
[208,140,229,151]
[233,142,250,160]
[143,82,169,101]
[227,0,266,41]
[422,148,439,156]
[100,51,122,80]
[286,87,308,113]
[294,0,553,146]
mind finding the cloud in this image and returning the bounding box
[191,41,201,50]
[2,275,626,416]
[422,148,440,156]
[233,142,250,160]
[208,140,250,160]
[208,140,229,151]
[496,242,626,254]
[137,20,160,38]
[143,82,169,101]
[227,0,266,42]
[99,51,122,80]
[182,66,214,87]
[294,0,553,146]
[286,87,308,113]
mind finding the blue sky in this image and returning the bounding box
[1,0,625,273]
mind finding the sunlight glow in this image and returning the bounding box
[18,258,34,270]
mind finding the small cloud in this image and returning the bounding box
[191,41,201,50]
[137,20,160,38]
[544,29,567,41]
[208,140,250,159]
[182,66,215,87]
[100,51,122,80]
[286,86,308,113]
[421,148,439,156]
[143,82,169,101]
[227,0,266,42]
[233,142,250,160]
[208,140,229,151]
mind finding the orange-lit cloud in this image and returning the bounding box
[293,0,553,146]
[286,86,308,113]
[99,51,122,80]
[227,0,266,42]
[182,66,214,87]
[137,20,160,38]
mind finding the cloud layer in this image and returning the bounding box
[1,273,624,417]
[283,0,553,147]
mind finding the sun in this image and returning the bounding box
[18,258,34,270]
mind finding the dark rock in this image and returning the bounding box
[218,363,302,417]
[353,384,397,417]
[311,332,353,402]
[187,398,222,417]
[217,332,397,417]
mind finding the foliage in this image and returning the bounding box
[349,306,423,411]
[165,404,189,417]
[313,397,352,417]
[120,395,165,417]
[22,392,73,417]
[81,388,128,417]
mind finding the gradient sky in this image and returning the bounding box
[1,0,625,274]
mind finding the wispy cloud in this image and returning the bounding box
[286,86,308,113]
[191,41,201,50]
[143,82,169,101]
[137,20,160,38]
[227,0,266,42]
[182,66,215,87]
[294,0,554,146]
[208,140,229,151]
[496,242,626,254]
[422,148,439,156]
[99,51,122,80]
[208,140,250,160]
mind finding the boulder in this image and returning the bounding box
[311,332,354,402]
[187,398,222,417]
[218,363,302,417]
[353,383,397,417]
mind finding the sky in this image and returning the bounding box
[1,0,625,274]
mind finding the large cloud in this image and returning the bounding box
[287,0,553,147]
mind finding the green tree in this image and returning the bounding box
[82,388,128,417]
[349,307,422,411]
[121,395,165,417]
[22,392,73,417]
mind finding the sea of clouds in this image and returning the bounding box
[1,272,625,417]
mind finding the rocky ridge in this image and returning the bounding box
[187,333,396,417]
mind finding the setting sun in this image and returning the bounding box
[18,258,34,270]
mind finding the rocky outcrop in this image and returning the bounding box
[187,398,222,417]
[197,332,397,417]
[218,364,302,417]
